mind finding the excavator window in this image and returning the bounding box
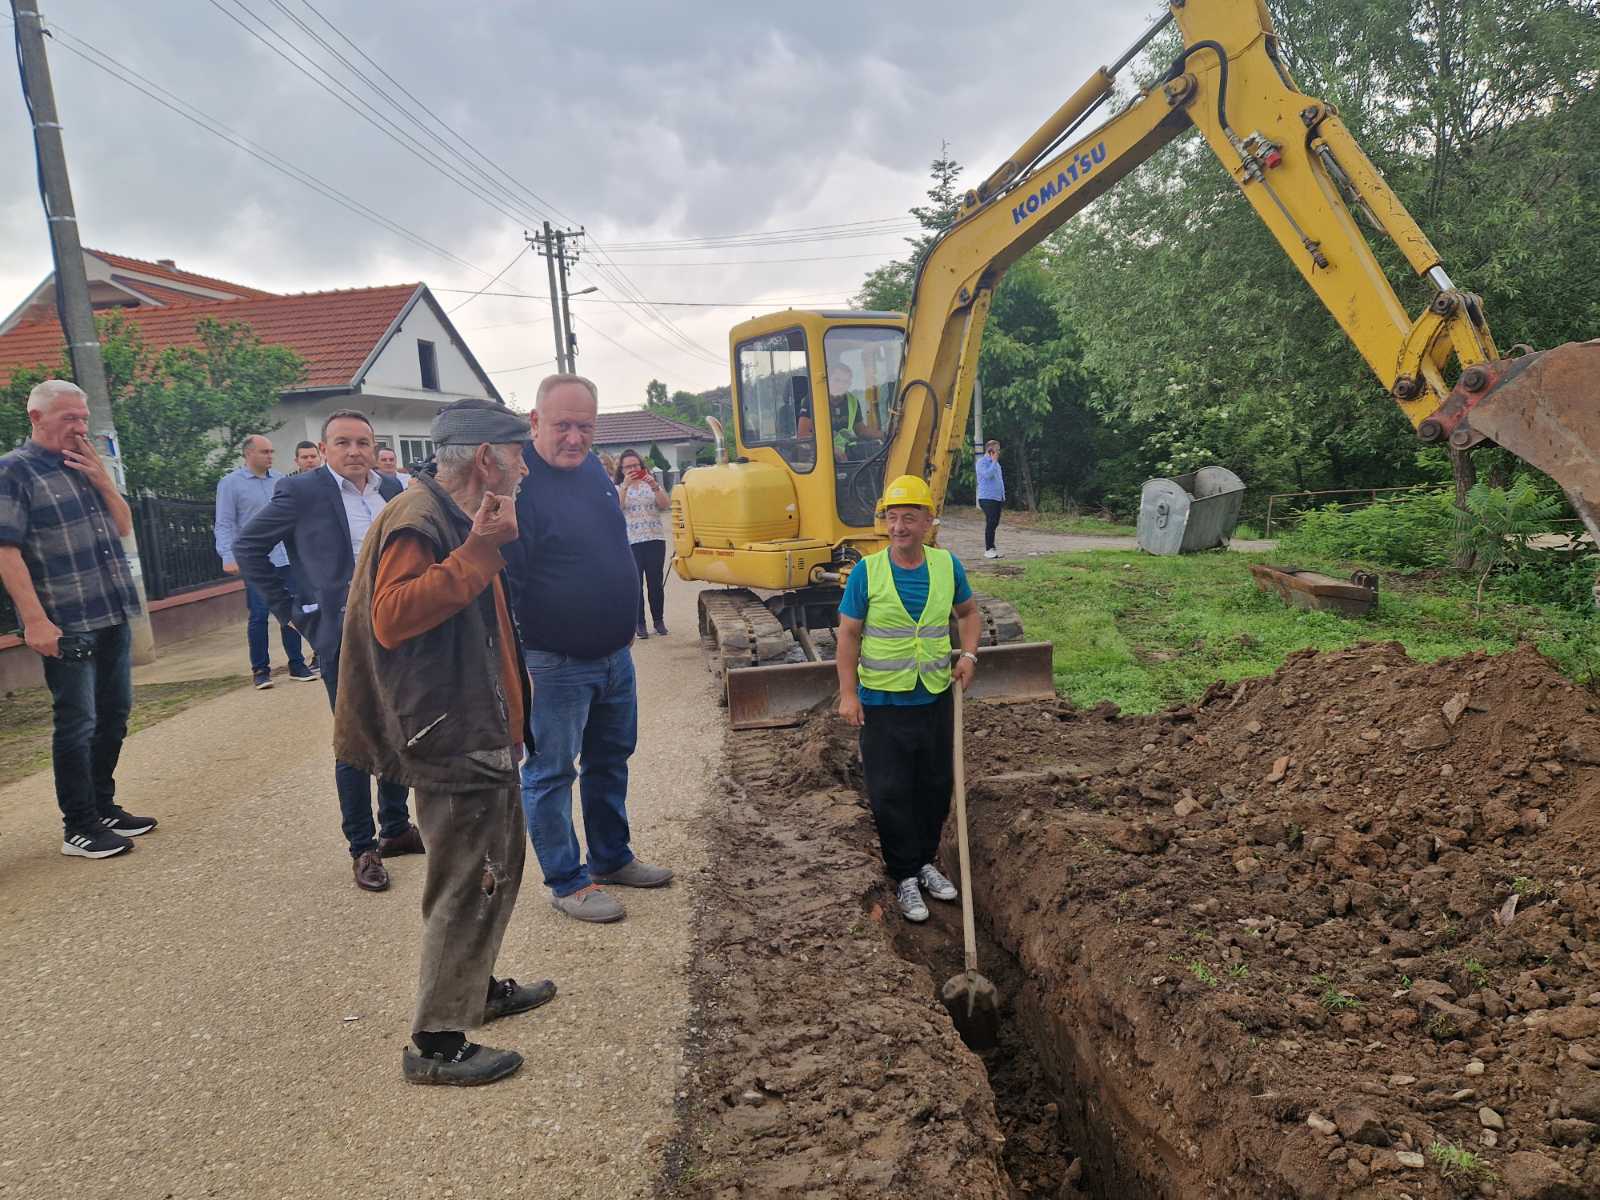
[824,325,904,527]
[734,327,817,473]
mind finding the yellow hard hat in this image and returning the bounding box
[876,474,936,514]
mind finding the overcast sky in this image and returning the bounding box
[2,1,1157,411]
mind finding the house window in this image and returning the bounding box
[418,340,440,390]
[399,437,434,469]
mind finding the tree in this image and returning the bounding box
[1,313,305,496]
[856,143,965,312]
[645,378,668,408]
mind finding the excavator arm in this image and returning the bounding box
[887,0,1600,551]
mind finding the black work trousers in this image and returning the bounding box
[979,499,1003,551]
[632,538,667,626]
[859,686,955,881]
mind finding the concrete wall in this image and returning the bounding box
[0,581,247,693]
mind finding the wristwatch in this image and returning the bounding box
[959,651,978,663]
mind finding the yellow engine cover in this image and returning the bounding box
[672,461,797,553]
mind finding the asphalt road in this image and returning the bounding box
[0,576,718,1200]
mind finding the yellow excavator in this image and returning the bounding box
[671,0,1600,728]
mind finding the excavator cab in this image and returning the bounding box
[672,309,910,594]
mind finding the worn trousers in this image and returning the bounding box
[42,621,133,835]
[631,538,667,626]
[979,498,1003,551]
[411,782,525,1035]
[858,686,955,881]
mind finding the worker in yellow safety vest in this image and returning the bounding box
[835,474,982,923]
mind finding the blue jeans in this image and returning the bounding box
[244,565,306,674]
[519,645,637,897]
[319,637,411,857]
[42,621,134,834]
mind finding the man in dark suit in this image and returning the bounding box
[235,409,419,892]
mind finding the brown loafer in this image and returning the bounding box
[379,824,425,856]
[354,848,390,891]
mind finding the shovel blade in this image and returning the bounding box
[940,970,1002,1053]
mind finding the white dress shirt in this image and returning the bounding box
[326,463,390,560]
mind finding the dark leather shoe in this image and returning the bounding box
[379,824,425,856]
[402,1043,522,1086]
[353,849,390,891]
[485,976,557,1021]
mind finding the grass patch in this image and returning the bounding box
[1428,1142,1495,1182]
[974,547,1598,713]
[1005,510,1137,537]
[0,675,246,789]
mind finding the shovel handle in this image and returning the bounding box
[953,681,979,976]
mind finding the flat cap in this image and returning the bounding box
[431,397,531,446]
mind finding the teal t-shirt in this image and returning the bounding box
[839,553,973,706]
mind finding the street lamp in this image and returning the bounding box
[562,286,599,369]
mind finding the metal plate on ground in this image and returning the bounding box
[725,641,1057,730]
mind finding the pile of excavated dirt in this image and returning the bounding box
[663,641,1600,1199]
[960,642,1600,1198]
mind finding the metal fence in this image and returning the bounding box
[0,494,229,638]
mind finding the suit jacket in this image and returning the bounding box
[233,466,405,655]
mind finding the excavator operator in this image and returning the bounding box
[827,362,874,461]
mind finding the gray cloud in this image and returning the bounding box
[2,1,1159,407]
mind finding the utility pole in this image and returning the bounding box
[529,222,584,372]
[532,223,565,371]
[555,227,584,371]
[12,0,155,662]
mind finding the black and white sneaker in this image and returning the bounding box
[62,827,133,859]
[102,808,158,836]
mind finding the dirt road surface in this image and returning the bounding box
[0,578,717,1200]
[938,507,1275,560]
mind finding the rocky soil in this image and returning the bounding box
[664,640,1600,1199]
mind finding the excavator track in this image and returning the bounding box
[698,588,797,707]
[972,594,1025,646]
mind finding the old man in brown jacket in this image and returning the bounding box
[335,397,555,1086]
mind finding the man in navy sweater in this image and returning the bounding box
[504,375,673,923]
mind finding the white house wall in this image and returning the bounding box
[363,298,492,402]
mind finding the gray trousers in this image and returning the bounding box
[411,782,525,1035]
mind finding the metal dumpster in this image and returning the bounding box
[1136,465,1246,555]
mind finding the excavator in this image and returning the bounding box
[670,0,1600,729]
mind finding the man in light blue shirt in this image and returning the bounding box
[215,435,314,689]
[975,439,1005,559]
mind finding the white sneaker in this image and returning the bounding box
[984,548,999,559]
[895,877,929,922]
[918,863,958,902]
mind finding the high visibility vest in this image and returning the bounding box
[857,547,955,694]
[831,392,859,455]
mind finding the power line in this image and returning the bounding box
[592,249,909,267]
[44,24,485,274]
[485,357,559,376]
[447,242,530,313]
[601,223,920,251]
[433,288,855,309]
[569,312,683,377]
[280,0,720,366]
[204,0,541,234]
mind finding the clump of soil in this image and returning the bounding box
[959,642,1600,1197]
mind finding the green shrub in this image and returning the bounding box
[1495,553,1600,612]
[1278,489,1457,570]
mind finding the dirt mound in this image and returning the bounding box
[961,642,1600,1196]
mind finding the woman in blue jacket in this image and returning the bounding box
[975,440,1005,558]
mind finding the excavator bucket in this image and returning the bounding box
[1448,341,1600,563]
[725,642,1058,731]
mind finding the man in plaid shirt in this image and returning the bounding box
[0,380,159,859]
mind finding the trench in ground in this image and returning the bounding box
[887,897,1171,1200]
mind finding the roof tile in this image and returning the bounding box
[0,284,420,390]
[594,410,714,445]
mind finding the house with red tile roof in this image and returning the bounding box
[593,409,714,475]
[0,251,502,468]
